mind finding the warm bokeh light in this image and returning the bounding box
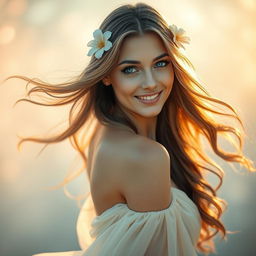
[0,24,16,45]
[180,6,203,30]
[239,0,256,10]
[5,0,27,17]
[0,0,255,256]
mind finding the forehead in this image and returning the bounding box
[118,32,167,61]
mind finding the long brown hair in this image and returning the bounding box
[3,2,255,254]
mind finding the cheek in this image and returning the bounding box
[113,75,139,95]
[157,69,174,87]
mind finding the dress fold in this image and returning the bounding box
[33,188,202,256]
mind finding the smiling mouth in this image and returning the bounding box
[134,90,163,104]
[135,90,162,98]
[134,91,162,98]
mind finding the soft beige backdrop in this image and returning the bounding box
[0,0,255,255]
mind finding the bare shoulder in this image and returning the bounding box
[94,129,172,212]
[90,123,172,212]
[120,137,172,212]
[89,127,140,185]
[95,128,170,176]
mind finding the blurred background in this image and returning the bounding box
[0,0,256,255]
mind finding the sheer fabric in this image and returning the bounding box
[33,187,202,256]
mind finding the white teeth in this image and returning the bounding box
[137,93,159,100]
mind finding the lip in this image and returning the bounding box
[135,90,163,105]
[135,90,162,97]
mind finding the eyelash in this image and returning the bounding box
[121,60,170,75]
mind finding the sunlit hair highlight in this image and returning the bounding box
[3,2,255,255]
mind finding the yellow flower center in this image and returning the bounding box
[97,40,105,49]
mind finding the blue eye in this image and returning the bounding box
[121,66,137,74]
[155,60,170,67]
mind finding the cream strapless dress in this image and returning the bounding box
[33,187,202,256]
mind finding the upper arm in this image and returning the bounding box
[119,140,172,212]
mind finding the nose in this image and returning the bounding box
[142,68,157,90]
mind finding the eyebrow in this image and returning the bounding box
[117,53,169,66]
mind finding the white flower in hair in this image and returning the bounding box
[169,24,190,50]
[87,29,112,59]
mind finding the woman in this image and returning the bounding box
[5,2,255,256]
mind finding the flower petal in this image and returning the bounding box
[180,36,190,44]
[87,47,98,56]
[169,23,190,50]
[103,31,112,40]
[178,28,185,35]
[93,29,103,41]
[87,40,98,47]
[103,40,112,51]
[94,48,104,59]
[169,24,178,33]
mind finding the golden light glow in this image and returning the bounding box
[239,0,256,10]
[6,0,27,17]
[0,25,16,45]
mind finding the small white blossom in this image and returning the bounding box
[87,29,112,59]
[169,24,190,50]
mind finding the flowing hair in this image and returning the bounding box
[3,2,255,255]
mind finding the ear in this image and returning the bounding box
[102,76,111,86]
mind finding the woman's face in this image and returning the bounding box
[103,32,174,119]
